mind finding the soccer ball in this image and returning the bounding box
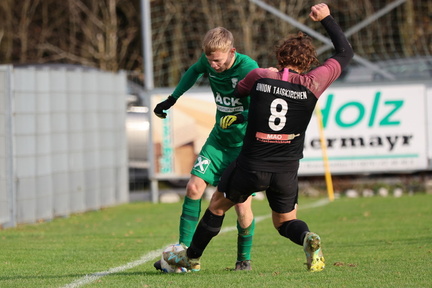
[160,244,189,273]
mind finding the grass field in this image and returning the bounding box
[1,193,431,288]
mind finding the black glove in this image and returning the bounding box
[219,114,245,129]
[153,95,177,119]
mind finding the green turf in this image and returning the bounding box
[1,193,431,288]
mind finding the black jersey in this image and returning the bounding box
[233,15,352,173]
[236,59,342,172]
[241,70,317,165]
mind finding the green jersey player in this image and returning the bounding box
[153,27,258,271]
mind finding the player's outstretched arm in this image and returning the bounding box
[312,3,353,70]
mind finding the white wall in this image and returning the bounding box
[0,65,128,227]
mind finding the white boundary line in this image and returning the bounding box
[61,198,329,288]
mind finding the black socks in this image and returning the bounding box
[188,209,225,259]
[278,219,309,246]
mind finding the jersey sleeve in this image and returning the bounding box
[320,15,354,70]
[235,68,272,97]
[304,58,342,97]
[170,54,207,99]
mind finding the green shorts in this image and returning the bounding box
[190,133,242,187]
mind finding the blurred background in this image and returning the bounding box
[1,0,431,226]
[1,0,430,84]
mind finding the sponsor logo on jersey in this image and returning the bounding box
[193,155,211,174]
[231,78,238,88]
[214,92,244,113]
[216,105,244,113]
[255,132,300,143]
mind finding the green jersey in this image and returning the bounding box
[171,52,259,147]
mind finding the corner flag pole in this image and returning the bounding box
[315,103,335,202]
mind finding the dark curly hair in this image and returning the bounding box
[275,32,319,73]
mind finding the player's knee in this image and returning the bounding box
[186,179,206,199]
[235,202,253,216]
[186,185,203,199]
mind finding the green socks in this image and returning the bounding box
[180,196,255,262]
[237,218,255,261]
[179,197,201,246]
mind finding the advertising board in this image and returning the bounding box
[151,83,429,178]
[300,84,428,175]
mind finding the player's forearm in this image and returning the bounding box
[321,15,353,69]
[171,64,203,99]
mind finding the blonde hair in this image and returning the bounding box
[201,27,234,55]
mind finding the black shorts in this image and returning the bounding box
[218,160,299,213]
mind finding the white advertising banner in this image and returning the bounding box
[300,84,428,175]
[151,84,429,178]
